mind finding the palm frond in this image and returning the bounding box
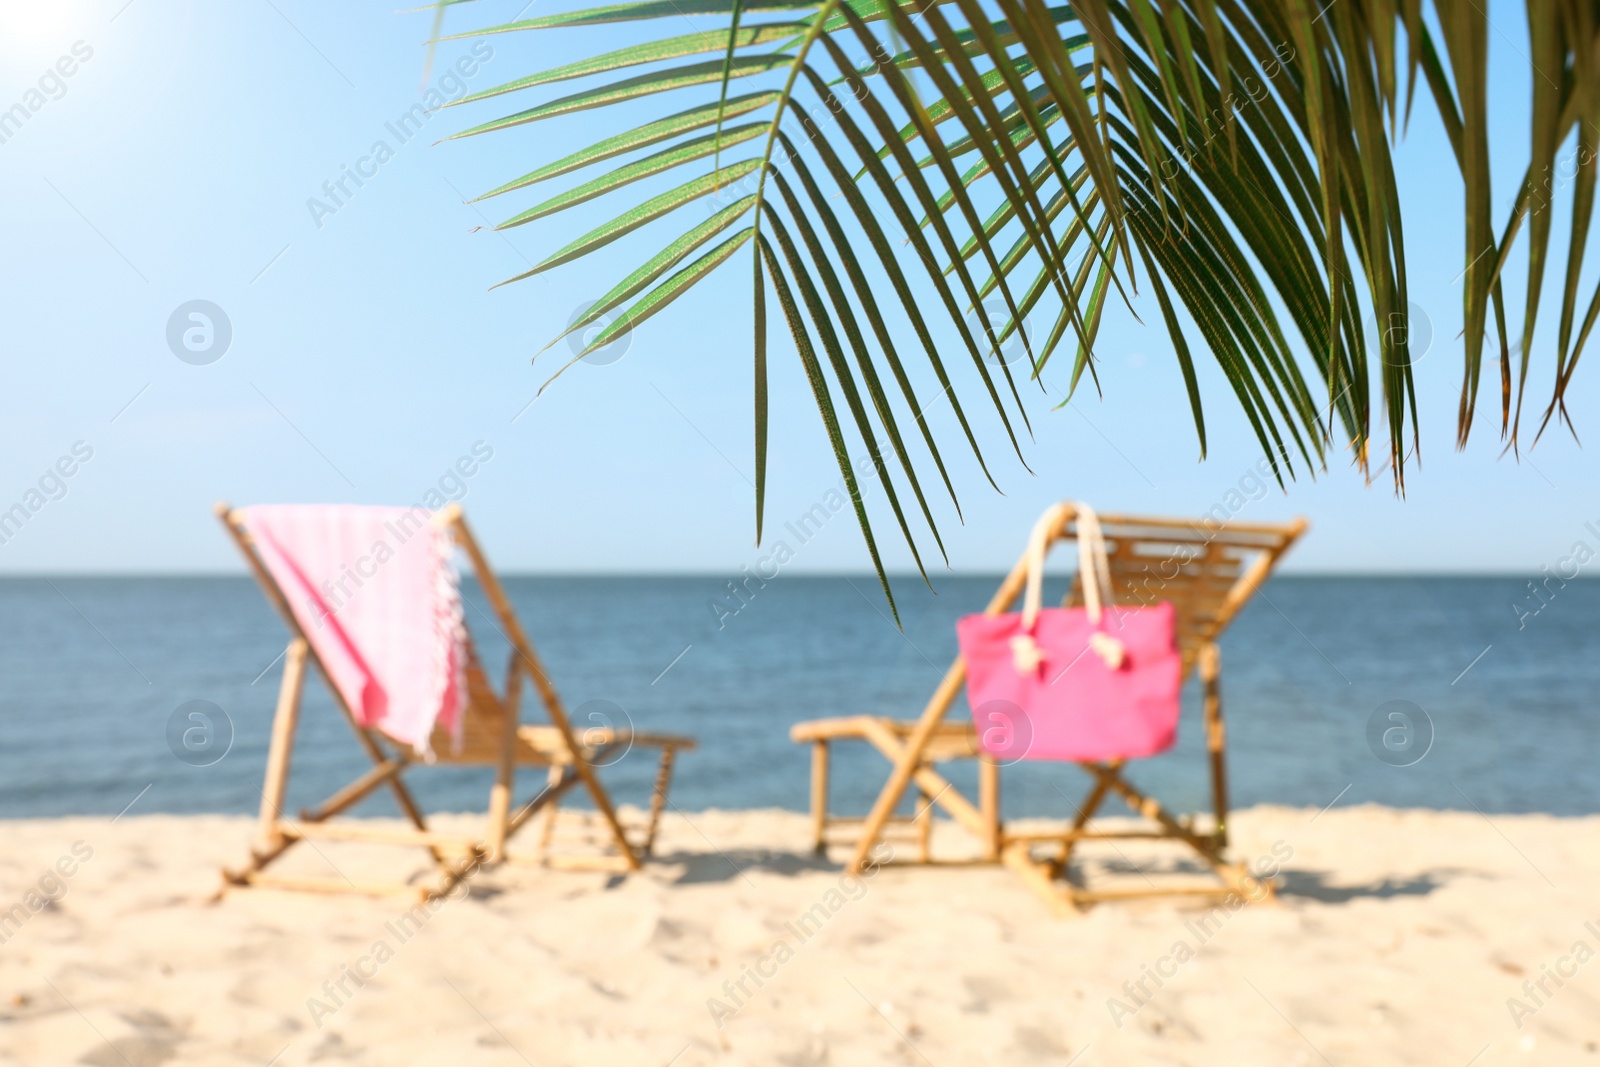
[429,0,1600,607]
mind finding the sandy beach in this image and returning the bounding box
[1,804,1596,1065]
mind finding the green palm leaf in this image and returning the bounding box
[424,0,1600,611]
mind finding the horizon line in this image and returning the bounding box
[0,568,1572,580]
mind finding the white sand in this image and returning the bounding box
[0,805,1597,1065]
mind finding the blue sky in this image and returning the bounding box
[0,0,1592,577]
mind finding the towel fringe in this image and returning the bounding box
[420,523,468,761]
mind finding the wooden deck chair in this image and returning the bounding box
[216,501,695,901]
[791,506,1306,914]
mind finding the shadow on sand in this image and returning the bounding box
[601,847,1465,905]
[654,848,846,886]
[1274,867,1463,903]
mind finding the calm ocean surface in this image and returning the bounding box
[1,575,1595,821]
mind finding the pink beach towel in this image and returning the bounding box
[240,505,466,757]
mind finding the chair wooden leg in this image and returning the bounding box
[856,720,992,842]
[642,746,677,856]
[1052,763,1117,878]
[979,754,1000,862]
[254,639,307,855]
[488,658,524,862]
[300,655,452,873]
[1001,844,1082,917]
[1200,643,1230,849]
[451,517,640,871]
[1084,764,1262,899]
[320,682,450,873]
[914,787,934,864]
[847,668,967,874]
[999,760,1268,916]
[848,549,1033,875]
[538,765,563,858]
[487,762,514,864]
[375,756,455,873]
[810,740,830,855]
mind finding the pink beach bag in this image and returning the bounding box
[956,502,1183,762]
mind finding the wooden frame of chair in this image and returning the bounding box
[791,507,1306,915]
[215,501,694,901]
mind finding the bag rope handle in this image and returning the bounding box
[1011,501,1126,673]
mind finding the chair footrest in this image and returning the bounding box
[277,820,485,852]
[226,870,435,901]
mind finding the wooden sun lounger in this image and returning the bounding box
[216,501,695,901]
[791,508,1306,915]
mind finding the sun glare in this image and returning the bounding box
[0,4,88,71]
